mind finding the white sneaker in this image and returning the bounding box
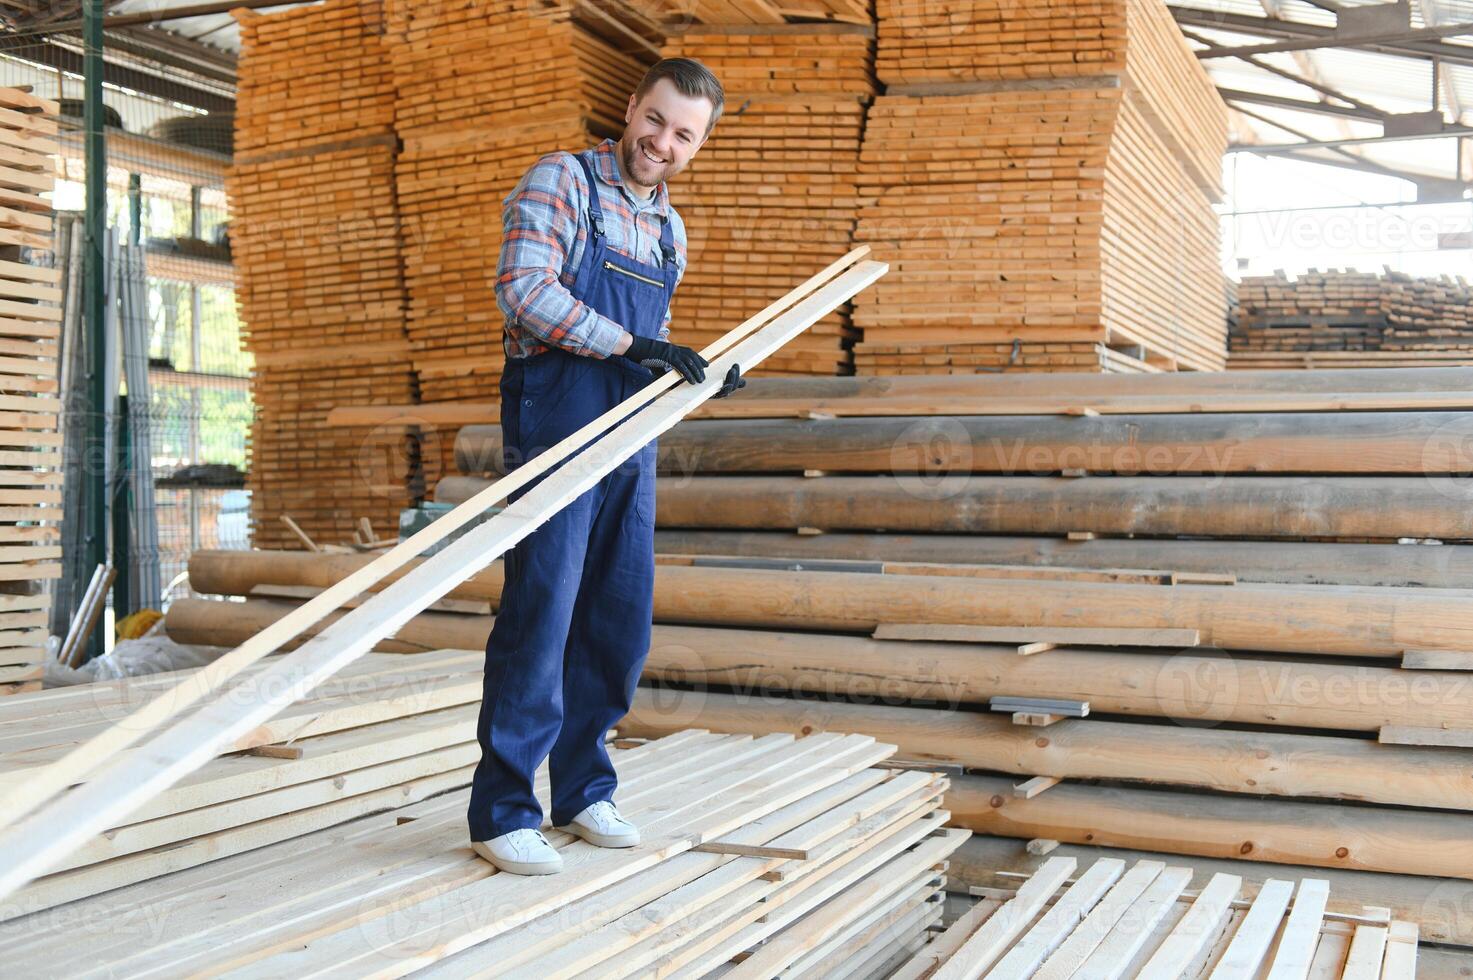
[471,828,563,875]
[560,800,640,848]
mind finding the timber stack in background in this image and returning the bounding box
[1230,268,1473,370]
[850,0,1229,375]
[0,88,59,694]
[172,364,1473,947]
[229,0,418,552]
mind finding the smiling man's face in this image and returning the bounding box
[617,77,715,196]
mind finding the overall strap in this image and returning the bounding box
[573,152,606,240]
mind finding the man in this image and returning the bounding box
[467,58,741,876]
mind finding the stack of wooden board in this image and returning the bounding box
[0,89,59,694]
[1231,268,1473,369]
[0,709,966,976]
[0,649,483,918]
[387,0,660,412]
[890,855,1419,977]
[852,0,1228,375]
[662,24,875,375]
[230,0,420,551]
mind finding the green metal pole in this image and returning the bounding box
[82,0,107,662]
[111,394,131,620]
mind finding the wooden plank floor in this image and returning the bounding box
[0,720,965,977]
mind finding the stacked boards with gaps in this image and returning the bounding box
[853,0,1228,375]
[0,89,59,693]
[1231,268,1473,370]
[388,0,662,413]
[663,24,876,376]
[0,696,967,977]
[230,0,420,552]
[893,855,1418,978]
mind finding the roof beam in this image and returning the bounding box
[1170,7,1473,66]
[1231,126,1473,151]
[1193,21,1473,59]
[0,35,234,113]
[1219,88,1388,122]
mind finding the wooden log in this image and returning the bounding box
[168,597,1473,734]
[943,774,1473,880]
[619,686,1473,811]
[445,474,1473,541]
[948,834,1473,948]
[454,411,1473,477]
[651,530,1473,589]
[186,548,1473,657]
[684,367,1473,402]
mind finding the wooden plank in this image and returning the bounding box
[0,253,886,904]
[1266,878,1331,980]
[1340,923,1389,979]
[986,857,1126,977]
[928,856,1077,979]
[1400,649,1473,670]
[1135,871,1242,978]
[1378,920,1418,979]
[1377,725,1473,748]
[1014,776,1060,799]
[1208,878,1294,978]
[1032,860,1167,979]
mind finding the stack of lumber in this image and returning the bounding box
[185,365,1473,948]
[0,89,59,694]
[1231,268,1473,369]
[388,0,661,414]
[892,855,1419,977]
[230,0,420,551]
[662,24,875,376]
[0,691,966,976]
[852,0,1228,375]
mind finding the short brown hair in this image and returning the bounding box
[634,57,724,137]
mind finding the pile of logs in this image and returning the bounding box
[1231,268,1473,370]
[0,88,58,694]
[172,364,1473,950]
[230,0,419,551]
[852,0,1228,375]
[663,24,875,376]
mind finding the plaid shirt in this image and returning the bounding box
[497,139,686,360]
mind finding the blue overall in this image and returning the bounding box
[468,153,676,843]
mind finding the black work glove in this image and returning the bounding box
[624,335,708,386]
[712,363,746,399]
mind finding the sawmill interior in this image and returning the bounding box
[4,0,1473,975]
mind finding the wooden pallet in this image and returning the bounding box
[0,722,964,977]
[893,855,1416,978]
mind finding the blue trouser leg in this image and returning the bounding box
[548,426,655,826]
[468,490,595,841]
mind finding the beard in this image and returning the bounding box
[620,137,680,189]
